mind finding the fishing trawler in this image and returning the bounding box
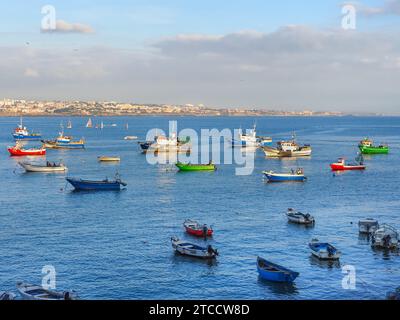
[263,133,311,157]
[12,117,41,141]
[231,124,272,148]
[359,138,389,154]
[330,154,366,171]
[139,133,191,153]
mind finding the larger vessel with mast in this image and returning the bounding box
[12,117,41,141]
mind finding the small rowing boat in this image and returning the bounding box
[19,161,67,172]
[371,224,399,249]
[171,237,218,259]
[66,174,127,191]
[8,145,46,156]
[124,136,138,140]
[358,218,379,234]
[16,282,78,300]
[263,168,307,182]
[0,291,16,300]
[98,156,121,162]
[309,239,341,260]
[359,138,389,154]
[257,257,299,283]
[286,208,315,225]
[330,157,366,171]
[176,162,216,172]
[183,219,213,237]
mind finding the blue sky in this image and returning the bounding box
[0,0,399,112]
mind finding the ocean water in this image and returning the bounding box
[0,116,399,300]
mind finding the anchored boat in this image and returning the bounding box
[358,218,379,234]
[8,144,46,156]
[0,291,16,300]
[257,257,299,283]
[66,174,127,191]
[171,237,218,259]
[12,117,41,141]
[371,224,399,249]
[263,168,307,182]
[16,282,78,300]
[19,161,67,172]
[176,162,216,172]
[98,156,121,162]
[183,219,213,237]
[359,138,389,154]
[263,133,311,157]
[231,124,272,148]
[330,156,366,171]
[139,133,191,153]
[286,208,315,225]
[309,239,341,260]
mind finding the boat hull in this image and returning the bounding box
[8,147,46,156]
[19,162,67,172]
[66,178,124,191]
[176,163,216,171]
[263,171,307,182]
[13,134,42,141]
[257,257,299,283]
[330,163,366,171]
[359,146,389,154]
[98,157,121,162]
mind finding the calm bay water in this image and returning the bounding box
[0,116,399,300]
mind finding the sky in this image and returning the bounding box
[0,0,399,113]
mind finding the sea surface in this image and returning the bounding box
[0,116,399,300]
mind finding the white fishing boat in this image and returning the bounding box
[16,282,78,300]
[358,218,379,234]
[286,208,315,225]
[309,239,341,260]
[263,133,311,157]
[19,162,67,172]
[171,237,218,259]
[231,124,272,148]
[371,224,399,249]
[139,133,191,153]
[0,291,16,300]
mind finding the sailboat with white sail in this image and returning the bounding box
[86,118,93,128]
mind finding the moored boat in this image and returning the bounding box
[231,124,272,148]
[0,291,16,300]
[286,208,315,225]
[176,162,216,172]
[124,136,138,140]
[19,161,67,172]
[371,224,399,249]
[12,117,41,141]
[263,168,307,182]
[16,282,78,300]
[330,157,366,171]
[139,133,191,153]
[263,133,311,157]
[257,257,299,283]
[66,174,127,191]
[42,138,85,149]
[309,239,341,260]
[98,156,121,162]
[8,145,46,156]
[183,219,213,237]
[358,218,379,234]
[359,138,389,154]
[171,237,218,259]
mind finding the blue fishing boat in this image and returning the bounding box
[257,257,299,283]
[66,174,127,191]
[263,168,307,182]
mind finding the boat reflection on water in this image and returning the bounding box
[257,277,299,296]
[171,252,219,268]
[371,247,399,260]
[308,255,341,269]
[358,233,372,245]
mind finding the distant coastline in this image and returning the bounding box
[0,98,394,117]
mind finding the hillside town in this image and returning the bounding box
[0,98,343,117]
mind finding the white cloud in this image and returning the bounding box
[41,20,94,34]
[351,0,400,16]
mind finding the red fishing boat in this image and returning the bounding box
[8,145,46,156]
[330,157,366,171]
[183,219,213,237]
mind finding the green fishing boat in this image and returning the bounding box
[176,162,216,171]
[358,138,389,154]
